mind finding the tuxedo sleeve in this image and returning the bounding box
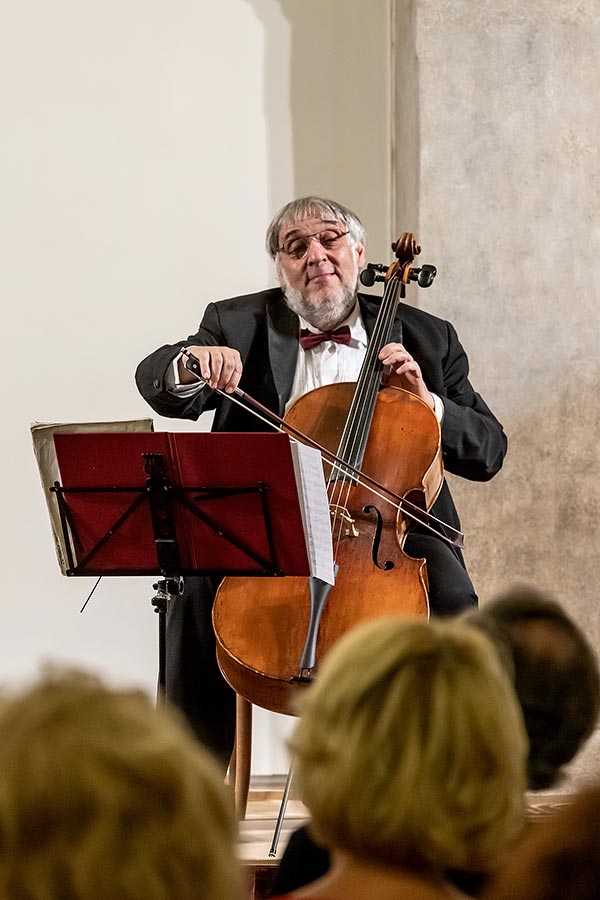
[439,320,507,481]
[135,303,224,421]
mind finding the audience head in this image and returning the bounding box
[465,585,600,790]
[483,784,600,900]
[290,616,528,876]
[0,668,240,900]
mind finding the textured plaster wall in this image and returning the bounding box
[392,0,419,230]
[395,0,600,785]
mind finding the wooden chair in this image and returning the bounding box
[229,694,253,819]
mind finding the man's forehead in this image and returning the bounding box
[279,216,341,240]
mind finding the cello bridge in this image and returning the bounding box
[329,504,360,537]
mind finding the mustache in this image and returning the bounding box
[280,263,360,331]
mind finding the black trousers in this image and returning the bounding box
[165,574,236,767]
[403,529,478,617]
[165,533,477,765]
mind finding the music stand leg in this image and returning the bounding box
[151,577,183,704]
[269,762,294,857]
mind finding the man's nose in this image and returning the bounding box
[306,235,327,263]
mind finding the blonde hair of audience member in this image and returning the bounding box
[483,784,600,900]
[0,668,240,900]
[289,617,528,898]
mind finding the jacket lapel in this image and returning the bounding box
[266,290,299,414]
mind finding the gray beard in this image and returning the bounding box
[281,275,359,332]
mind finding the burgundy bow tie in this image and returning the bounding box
[299,325,352,350]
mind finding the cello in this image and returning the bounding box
[209,234,449,715]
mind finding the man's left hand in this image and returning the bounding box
[379,343,435,410]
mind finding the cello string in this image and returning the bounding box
[325,445,354,563]
[338,272,440,543]
[332,274,400,521]
[201,382,457,544]
[336,274,399,473]
[181,353,463,547]
[321,425,348,563]
[215,377,461,544]
[330,293,382,494]
[321,291,391,541]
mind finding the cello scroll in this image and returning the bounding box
[360,231,437,291]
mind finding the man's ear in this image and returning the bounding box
[274,257,286,290]
[355,242,366,269]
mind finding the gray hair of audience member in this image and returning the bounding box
[0,668,240,900]
[482,783,600,900]
[464,585,600,790]
[265,195,366,258]
[290,616,528,876]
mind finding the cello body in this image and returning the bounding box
[213,381,442,715]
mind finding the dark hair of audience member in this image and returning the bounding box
[483,783,600,900]
[464,585,600,789]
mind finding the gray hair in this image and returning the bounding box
[265,196,366,258]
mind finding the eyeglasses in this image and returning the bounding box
[277,229,350,260]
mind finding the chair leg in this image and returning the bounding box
[234,694,252,820]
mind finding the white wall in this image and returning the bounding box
[1,0,391,773]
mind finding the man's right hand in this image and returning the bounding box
[178,346,243,393]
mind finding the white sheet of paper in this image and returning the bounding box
[290,440,335,586]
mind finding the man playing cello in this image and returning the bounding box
[136,196,507,762]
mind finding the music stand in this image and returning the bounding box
[49,430,314,697]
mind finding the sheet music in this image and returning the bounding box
[31,419,153,574]
[290,440,335,586]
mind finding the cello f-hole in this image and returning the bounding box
[363,504,394,571]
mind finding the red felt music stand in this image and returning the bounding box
[49,430,313,696]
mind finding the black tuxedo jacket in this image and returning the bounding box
[136,288,507,537]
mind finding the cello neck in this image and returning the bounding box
[335,278,402,473]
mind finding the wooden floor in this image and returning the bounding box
[237,778,575,899]
[238,777,308,855]
[238,776,309,899]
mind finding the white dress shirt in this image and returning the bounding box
[167,303,444,422]
[285,304,368,411]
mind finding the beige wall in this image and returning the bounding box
[1,0,391,773]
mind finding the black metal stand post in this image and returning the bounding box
[151,577,183,703]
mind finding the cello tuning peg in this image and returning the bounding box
[360,263,387,287]
[407,264,437,288]
[418,265,437,288]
